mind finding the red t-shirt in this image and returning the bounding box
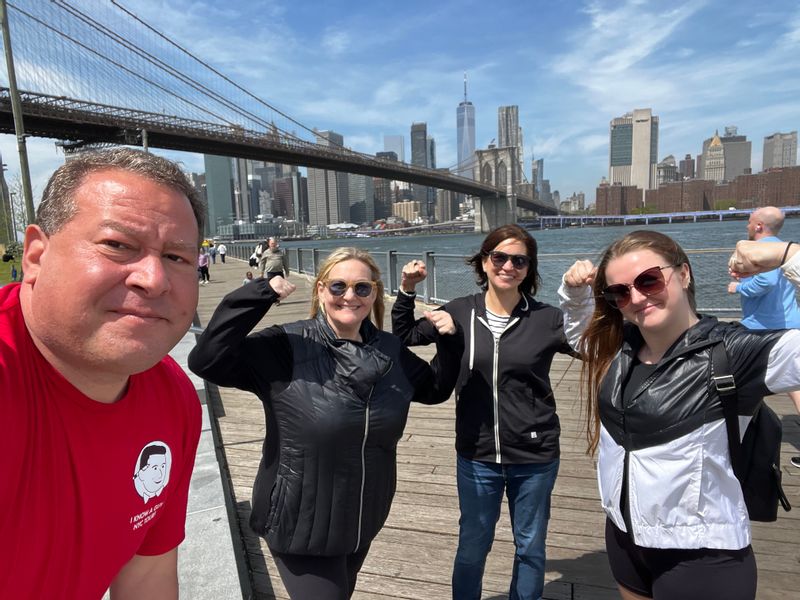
[0,284,202,598]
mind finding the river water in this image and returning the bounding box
[280,218,800,314]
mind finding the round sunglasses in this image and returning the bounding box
[324,279,377,298]
[601,264,681,309]
[485,250,531,270]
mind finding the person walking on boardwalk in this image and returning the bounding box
[217,241,227,263]
[0,148,203,599]
[559,230,800,600]
[392,224,575,600]
[259,237,289,280]
[197,246,210,285]
[188,247,463,600]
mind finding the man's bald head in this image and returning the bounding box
[748,206,784,240]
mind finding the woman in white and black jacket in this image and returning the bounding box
[559,230,800,600]
[392,224,574,600]
[189,247,463,600]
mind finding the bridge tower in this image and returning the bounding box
[473,146,519,232]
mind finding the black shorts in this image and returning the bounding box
[605,519,756,599]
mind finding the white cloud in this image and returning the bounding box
[321,28,351,56]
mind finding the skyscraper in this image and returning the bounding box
[410,122,433,217]
[307,130,350,226]
[456,74,475,179]
[532,157,544,198]
[203,154,235,235]
[697,126,751,181]
[498,105,524,182]
[763,131,797,170]
[383,135,405,163]
[348,173,375,225]
[679,154,695,180]
[609,108,659,193]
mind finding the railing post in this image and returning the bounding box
[312,249,320,277]
[387,251,396,294]
[424,250,433,304]
[293,248,301,275]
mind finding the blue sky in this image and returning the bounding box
[2,0,800,207]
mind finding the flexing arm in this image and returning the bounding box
[729,240,800,288]
[400,323,465,405]
[109,551,177,600]
[557,260,596,352]
[391,260,442,346]
[188,277,295,390]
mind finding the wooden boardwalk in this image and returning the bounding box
[195,258,800,600]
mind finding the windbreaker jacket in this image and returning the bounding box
[392,290,574,464]
[559,282,800,550]
[188,279,463,555]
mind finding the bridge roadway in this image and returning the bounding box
[194,258,800,600]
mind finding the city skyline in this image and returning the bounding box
[1,0,800,208]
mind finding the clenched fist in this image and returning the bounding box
[268,275,297,299]
[423,310,457,335]
[563,260,596,288]
[401,259,427,292]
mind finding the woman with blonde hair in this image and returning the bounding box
[559,230,800,600]
[189,247,463,599]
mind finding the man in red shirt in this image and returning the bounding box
[0,148,203,599]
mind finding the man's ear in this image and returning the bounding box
[21,225,49,285]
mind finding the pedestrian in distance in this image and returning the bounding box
[198,246,210,285]
[729,236,800,468]
[217,242,227,263]
[392,224,575,600]
[208,242,217,264]
[188,247,464,600]
[0,148,204,599]
[727,206,800,467]
[559,230,800,600]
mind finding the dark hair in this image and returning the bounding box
[37,147,205,244]
[580,230,696,454]
[138,444,167,470]
[467,224,541,295]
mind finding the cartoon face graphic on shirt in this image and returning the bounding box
[133,441,172,503]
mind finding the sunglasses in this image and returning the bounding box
[485,251,531,270]
[601,265,680,309]
[325,279,377,298]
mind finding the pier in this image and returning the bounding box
[194,258,800,599]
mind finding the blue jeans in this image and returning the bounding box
[452,455,559,600]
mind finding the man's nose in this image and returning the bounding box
[127,254,171,296]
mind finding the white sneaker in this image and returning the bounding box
[791,456,800,468]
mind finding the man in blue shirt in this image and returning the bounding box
[729,205,800,467]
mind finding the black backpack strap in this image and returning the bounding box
[711,341,743,479]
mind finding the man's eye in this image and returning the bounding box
[103,240,129,249]
[165,254,188,263]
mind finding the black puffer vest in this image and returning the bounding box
[250,314,417,556]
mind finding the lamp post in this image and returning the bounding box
[9,191,17,241]
[0,0,35,225]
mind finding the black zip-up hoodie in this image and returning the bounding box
[392,290,574,464]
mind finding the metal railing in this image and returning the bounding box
[223,242,745,316]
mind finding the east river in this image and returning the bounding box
[280,217,800,315]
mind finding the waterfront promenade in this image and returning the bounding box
[194,258,800,600]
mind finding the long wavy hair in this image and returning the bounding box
[580,230,696,454]
[466,224,542,295]
[310,247,385,330]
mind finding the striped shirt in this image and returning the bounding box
[485,309,509,339]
